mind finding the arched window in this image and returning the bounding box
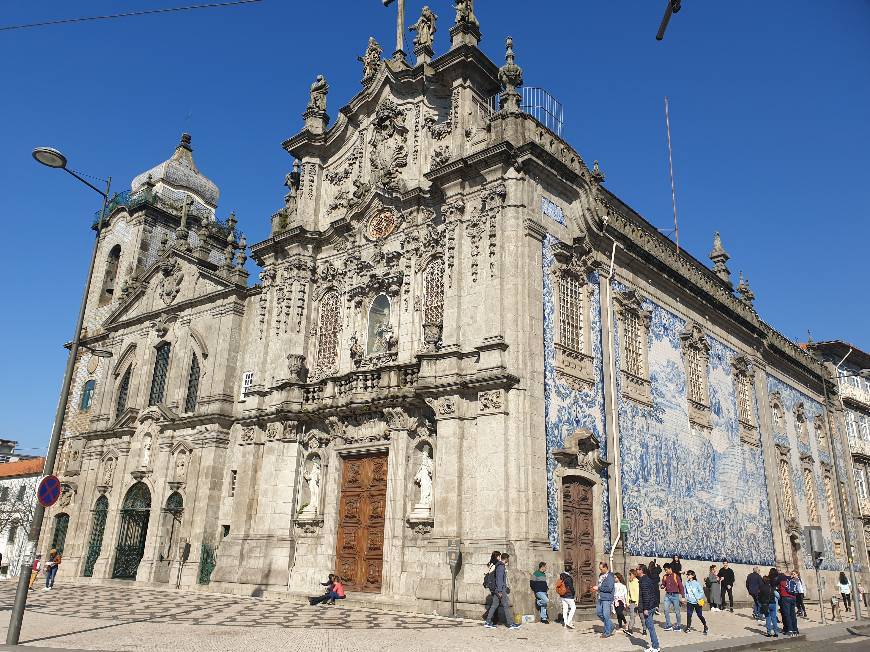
[422,258,445,326]
[116,367,131,418]
[51,513,70,555]
[148,343,171,406]
[80,380,96,411]
[314,291,340,373]
[367,294,392,355]
[184,354,200,413]
[99,245,122,306]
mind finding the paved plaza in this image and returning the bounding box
[0,580,862,651]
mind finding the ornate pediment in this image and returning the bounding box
[136,404,177,425]
[104,251,236,329]
[553,428,609,473]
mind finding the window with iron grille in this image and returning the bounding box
[80,379,96,411]
[737,374,753,422]
[779,458,796,520]
[185,354,200,413]
[803,468,819,524]
[6,521,18,544]
[686,348,706,404]
[315,291,341,372]
[622,311,643,376]
[558,275,584,353]
[845,411,857,440]
[116,367,131,418]
[422,258,445,325]
[240,371,253,399]
[229,470,237,497]
[148,343,171,406]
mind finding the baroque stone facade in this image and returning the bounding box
[40,11,867,616]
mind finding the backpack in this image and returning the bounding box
[483,567,495,590]
[555,577,568,597]
[787,578,801,595]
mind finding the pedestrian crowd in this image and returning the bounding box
[476,553,838,651]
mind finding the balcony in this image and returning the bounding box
[487,86,564,137]
[91,188,235,236]
[841,381,870,408]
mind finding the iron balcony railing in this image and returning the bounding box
[487,86,564,137]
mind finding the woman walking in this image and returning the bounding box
[839,572,852,612]
[557,569,576,629]
[792,570,807,617]
[706,564,722,612]
[683,570,708,635]
[614,572,628,631]
[627,568,644,635]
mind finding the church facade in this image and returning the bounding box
[41,5,868,615]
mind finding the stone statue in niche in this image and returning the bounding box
[301,458,321,517]
[410,445,434,519]
[367,295,393,355]
[141,434,152,469]
[102,458,116,486]
[175,452,188,482]
[349,334,364,367]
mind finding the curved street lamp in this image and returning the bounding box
[6,150,112,646]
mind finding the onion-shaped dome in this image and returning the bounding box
[131,133,219,216]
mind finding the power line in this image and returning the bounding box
[0,0,264,33]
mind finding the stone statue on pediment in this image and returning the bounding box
[409,6,437,49]
[307,75,329,113]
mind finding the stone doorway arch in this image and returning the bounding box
[112,482,151,579]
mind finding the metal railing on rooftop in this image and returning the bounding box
[487,86,564,137]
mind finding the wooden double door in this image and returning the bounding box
[562,477,596,604]
[335,453,388,592]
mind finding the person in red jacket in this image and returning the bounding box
[775,570,799,636]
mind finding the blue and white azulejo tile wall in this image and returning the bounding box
[613,283,775,566]
[542,235,609,551]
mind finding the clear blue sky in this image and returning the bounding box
[1,1,868,453]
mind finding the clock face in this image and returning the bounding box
[367,210,397,240]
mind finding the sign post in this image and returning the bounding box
[37,475,62,509]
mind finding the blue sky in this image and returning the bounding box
[1,1,868,453]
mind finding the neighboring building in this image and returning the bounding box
[0,458,45,577]
[808,340,870,565]
[38,8,867,614]
[0,439,40,464]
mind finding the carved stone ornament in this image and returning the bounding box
[358,36,383,84]
[425,396,456,417]
[295,517,324,536]
[240,426,256,444]
[553,428,609,473]
[158,259,184,305]
[467,184,506,282]
[265,422,284,442]
[366,209,398,240]
[59,483,76,508]
[286,353,307,381]
[383,407,420,431]
[478,390,504,413]
[370,99,408,194]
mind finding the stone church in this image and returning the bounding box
[42,3,867,615]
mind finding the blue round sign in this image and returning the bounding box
[37,475,62,508]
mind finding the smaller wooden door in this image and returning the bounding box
[335,453,388,592]
[562,477,596,604]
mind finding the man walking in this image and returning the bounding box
[530,562,550,624]
[746,566,763,620]
[484,553,520,630]
[591,561,616,637]
[660,562,684,630]
[638,565,661,652]
[717,560,735,612]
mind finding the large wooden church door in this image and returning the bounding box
[335,453,388,592]
[562,477,596,604]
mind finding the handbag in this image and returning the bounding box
[698,598,706,607]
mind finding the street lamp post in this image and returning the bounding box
[5,149,112,646]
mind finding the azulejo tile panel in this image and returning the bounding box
[615,283,775,566]
[542,235,609,551]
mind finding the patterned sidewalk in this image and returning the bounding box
[0,581,855,651]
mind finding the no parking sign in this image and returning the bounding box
[37,475,62,508]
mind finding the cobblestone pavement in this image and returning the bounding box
[0,581,850,651]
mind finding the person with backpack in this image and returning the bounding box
[555,568,576,629]
[590,561,616,638]
[683,570,708,635]
[529,561,549,624]
[777,570,800,635]
[638,564,661,652]
[484,553,520,630]
[483,551,501,624]
[759,574,779,638]
[746,566,764,620]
